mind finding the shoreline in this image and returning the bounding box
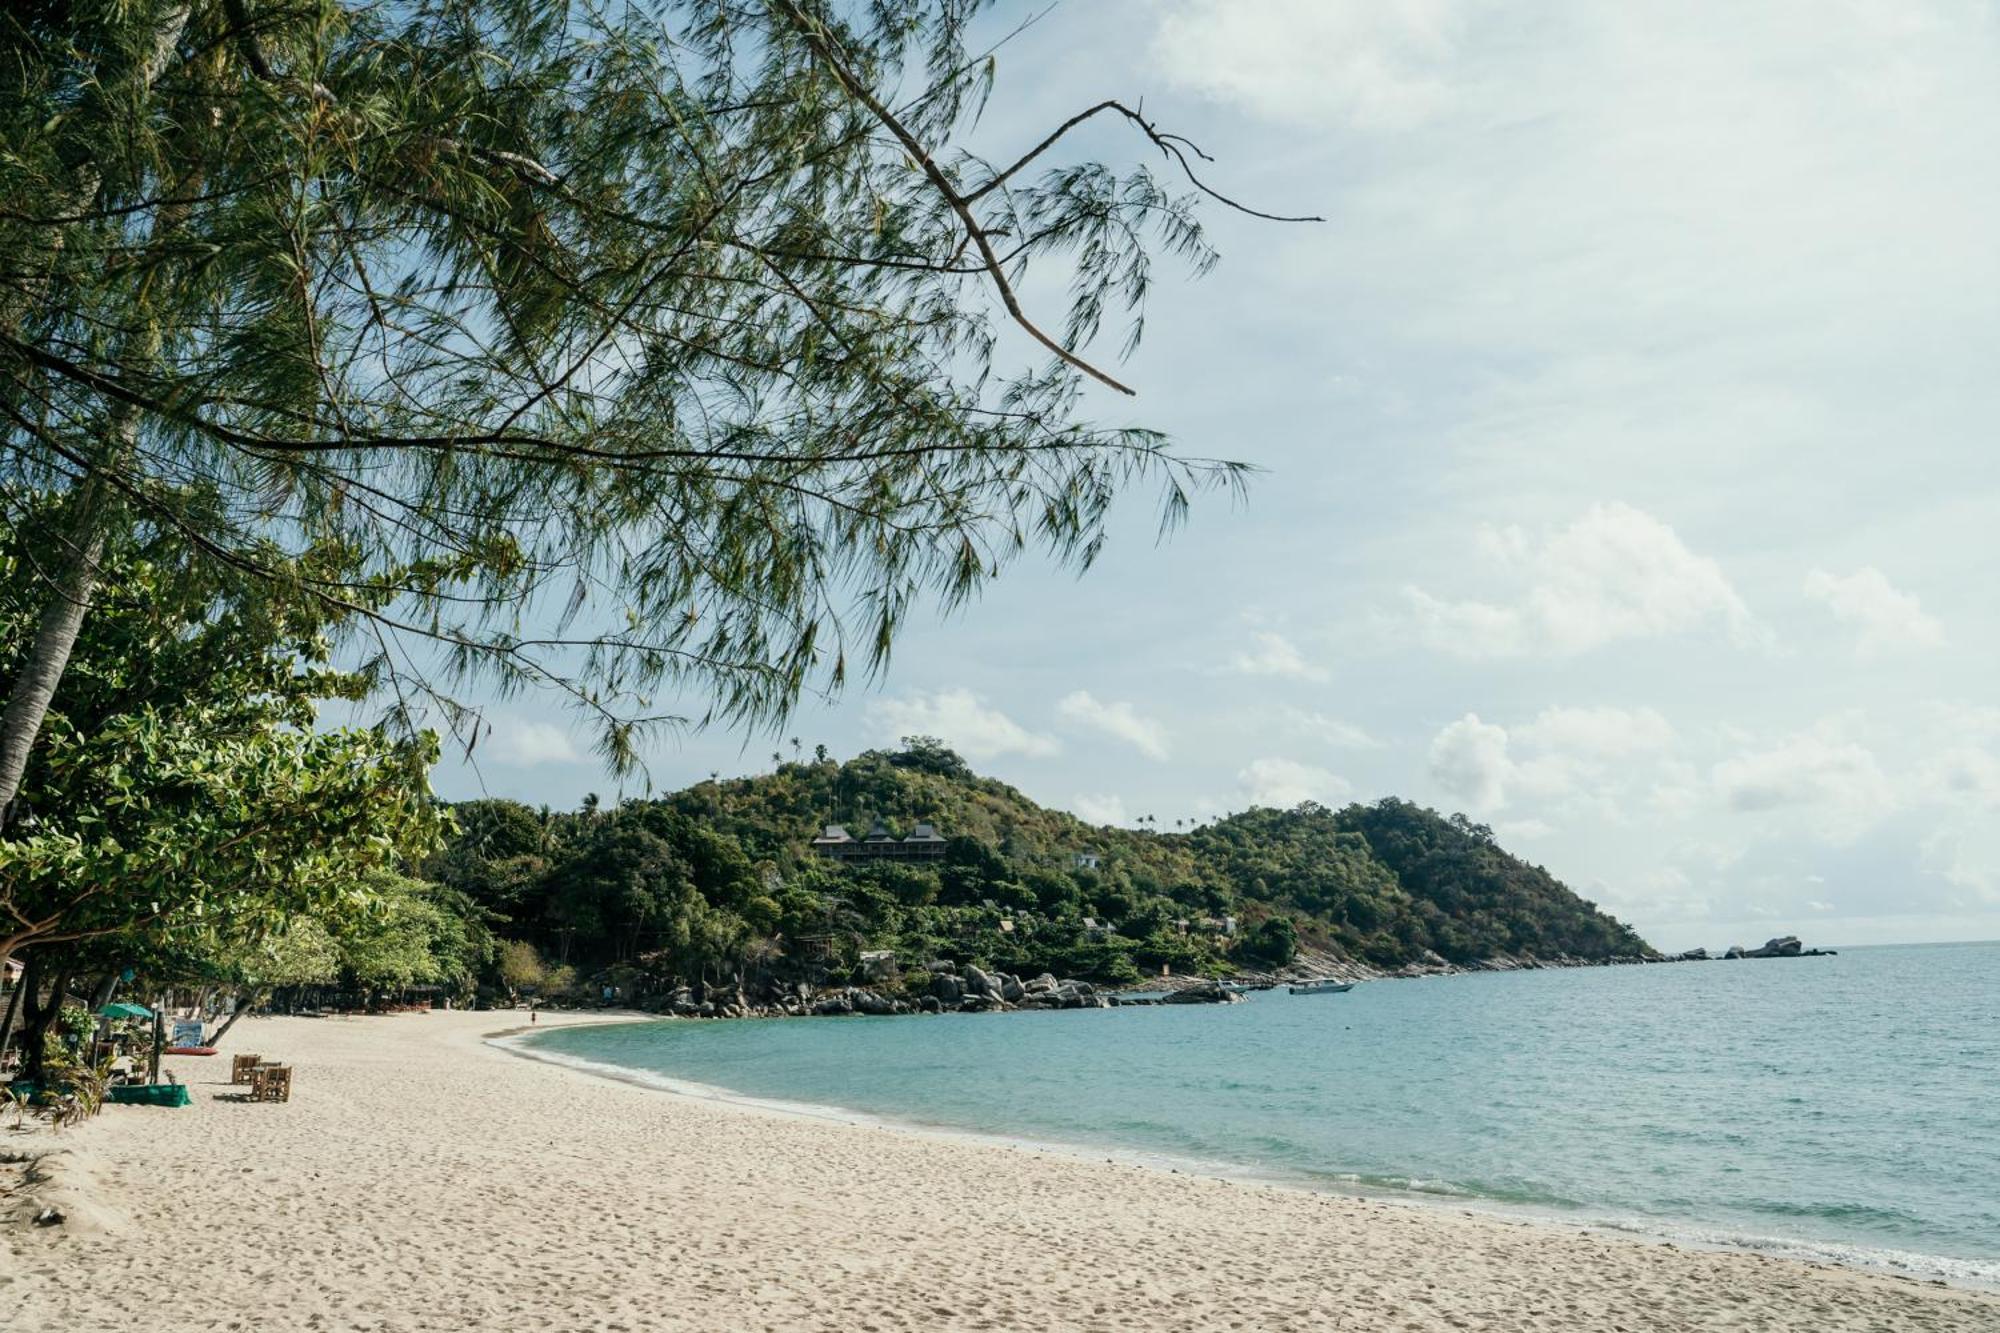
[496,1015,2000,1296]
[9,1010,1996,1332]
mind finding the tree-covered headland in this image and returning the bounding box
[430,738,1653,1001]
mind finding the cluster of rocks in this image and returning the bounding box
[1722,935,1836,959]
[630,933,1836,1025]
[924,962,1117,1013]
[638,959,1253,1023]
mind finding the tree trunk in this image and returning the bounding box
[0,968,24,1066]
[204,989,263,1048]
[148,1004,164,1084]
[0,6,199,833]
[0,480,114,829]
[19,955,74,1086]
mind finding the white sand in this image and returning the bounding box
[5,1010,1994,1332]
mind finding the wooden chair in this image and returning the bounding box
[249,1064,292,1103]
[231,1053,263,1084]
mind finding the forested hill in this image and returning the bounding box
[432,739,1651,991]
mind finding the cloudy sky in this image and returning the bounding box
[434,0,2000,952]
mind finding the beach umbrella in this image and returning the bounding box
[99,1002,153,1019]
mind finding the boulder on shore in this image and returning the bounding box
[1160,981,1243,1005]
[850,989,895,1016]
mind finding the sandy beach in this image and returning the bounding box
[4,1010,1994,1332]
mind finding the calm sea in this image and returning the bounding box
[518,940,2000,1286]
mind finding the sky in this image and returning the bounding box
[433,0,2000,953]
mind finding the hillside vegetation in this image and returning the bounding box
[430,739,1651,993]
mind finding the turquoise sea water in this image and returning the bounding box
[520,941,2000,1286]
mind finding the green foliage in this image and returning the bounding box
[0,516,445,965]
[0,0,1262,765]
[432,741,1650,990]
[496,940,548,994]
[1241,916,1299,967]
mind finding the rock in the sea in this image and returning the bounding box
[1747,935,1804,958]
[1160,981,1242,1005]
[931,972,964,1002]
[999,974,1025,1002]
[918,996,943,1014]
[963,964,1003,1000]
[812,996,854,1016]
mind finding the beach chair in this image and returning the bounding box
[231,1053,263,1084]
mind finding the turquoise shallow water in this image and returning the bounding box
[521,941,2000,1285]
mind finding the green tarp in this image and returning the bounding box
[107,1084,191,1107]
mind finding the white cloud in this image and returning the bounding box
[1514,705,1675,758]
[1427,713,1512,812]
[1226,630,1330,683]
[1804,567,1944,655]
[867,689,1060,760]
[1285,710,1384,749]
[1056,691,1171,761]
[1072,793,1131,826]
[485,717,582,767]
[1152,0,1466,130]
[1238,757,1351,808]
[1427,704,1681,817]
[1922,745,2000,809]
[1406,504,1755,657]
[1709,721,1894,835]
[1496,818,1554,840]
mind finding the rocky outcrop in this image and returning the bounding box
[1720,936,1834,959]
[1159,980,1243,1005]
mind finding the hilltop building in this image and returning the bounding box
[810,818,947,862]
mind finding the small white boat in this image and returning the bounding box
[1287,979,1355,995]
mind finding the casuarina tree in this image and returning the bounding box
[0,0,1308,822]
